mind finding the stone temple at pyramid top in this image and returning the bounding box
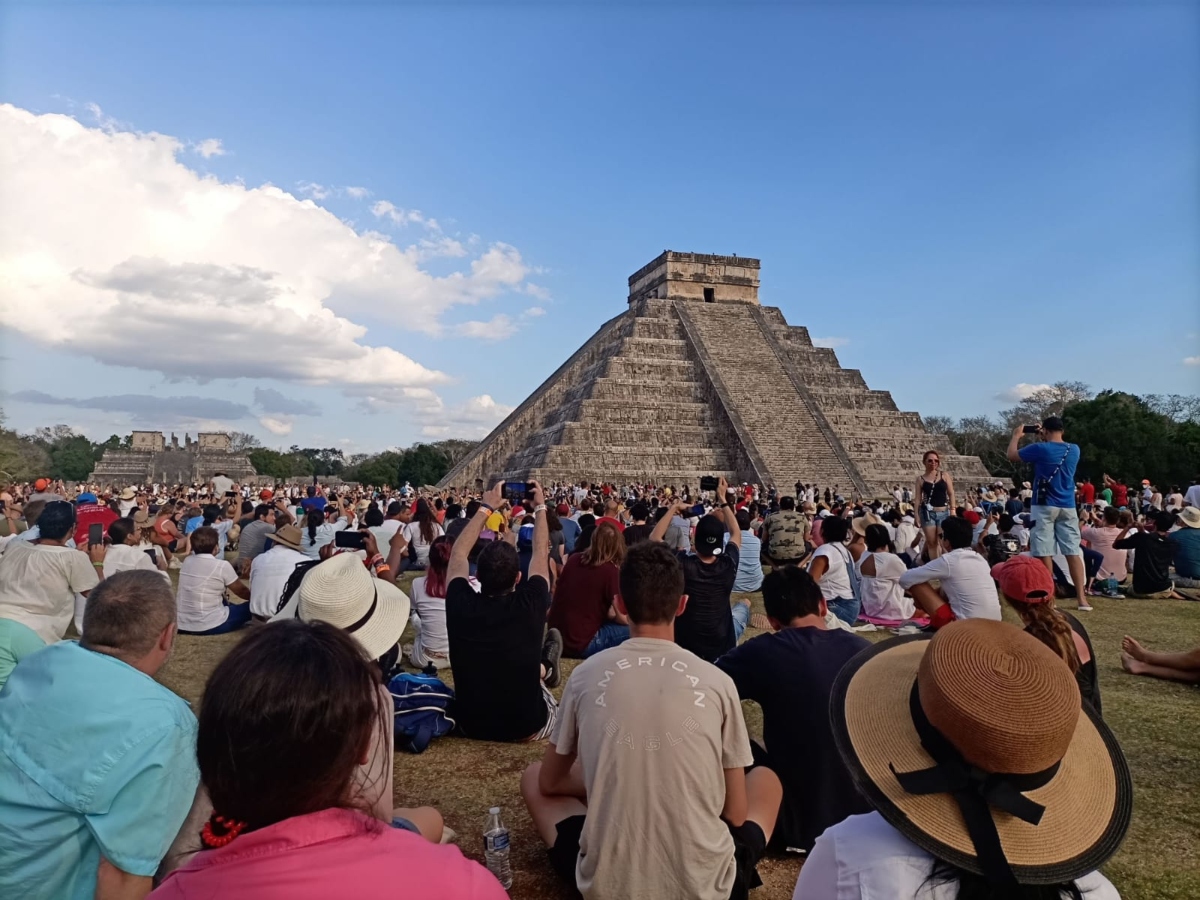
[438,251,994,498]
[628,251,761,306]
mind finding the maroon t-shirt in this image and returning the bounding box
[547,555,621,656]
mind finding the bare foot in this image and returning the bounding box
[1121,635,1147,661]
[1121,651,1148,676]
[750,613,771,630]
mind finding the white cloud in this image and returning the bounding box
[84,102,124,132]
[258,415,294,435]
[0,103,538,409]
[195,138,225,159]
[418,394,514,438]
[996,383,1053,402]
[454,314,516,342]
[1184,356,1200,367]
[523,283,551,301]
[296,180,329,200]
[523,305,546,318]
[344,186,370,199]
[811,336,849,349]
[414,236,467,259]
[371,199,437,230]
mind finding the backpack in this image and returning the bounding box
[388,672,456,753]
[985,532,1021,568]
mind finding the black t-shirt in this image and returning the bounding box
[718,626,872,851]
[674,544,740,663]
[1113,531,1174,594]
[623,523,652,546]
[445,575,551,741]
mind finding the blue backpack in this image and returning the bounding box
[388,672,456,753]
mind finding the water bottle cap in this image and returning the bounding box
[489,806,501,815]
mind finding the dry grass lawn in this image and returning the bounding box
[151,568,1200,900]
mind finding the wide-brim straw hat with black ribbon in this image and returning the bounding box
[831,619,1132,886]
[295,551,410,660]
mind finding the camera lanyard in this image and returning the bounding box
[1038,445,1071,503]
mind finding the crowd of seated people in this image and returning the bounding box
[4,463,1197,898]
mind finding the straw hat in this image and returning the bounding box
[296,551,410,660]
[851,511,881,537]
[1178,507,1200,529]
[269,524,304,551]
[120,487,137,501]
[831,620,1132,885]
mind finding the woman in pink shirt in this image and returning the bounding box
[150,621,507,900]
[1081,506,1129,584]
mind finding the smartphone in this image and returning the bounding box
[224,490,237,498]
[504,482,530,504]
[334,530,366,550]
[88,523,104,547]
[699,476,719,492]
[144,548,158,562]
[1022,425,1040,434]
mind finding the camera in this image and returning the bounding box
[503,482,530,505]
[334,530,366,550]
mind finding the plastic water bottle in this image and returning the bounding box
[483,806,513,889]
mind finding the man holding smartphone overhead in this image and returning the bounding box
[1007,416,1092,612]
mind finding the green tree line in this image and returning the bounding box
[0,413,478,487]
[927,384,1200,488]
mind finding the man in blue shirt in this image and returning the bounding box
[1007,416,1090,612]
[1170,506,1200,589]
[0,570,199,900]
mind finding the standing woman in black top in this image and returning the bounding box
[992,555,1102,714]
[913,449,955,560]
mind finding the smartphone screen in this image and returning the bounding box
[504,482,529,504]
[1023,425,1040,434]
[225,491,237,498]
[144,549,158,562]
[699,476,719,492]
[88,523,104,547]
[334,530,366,550]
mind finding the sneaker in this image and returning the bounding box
[1077,602,1094,612]
[542,627,564,689]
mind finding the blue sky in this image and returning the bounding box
[1,2,1197,455]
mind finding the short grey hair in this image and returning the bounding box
[81,570,177,659]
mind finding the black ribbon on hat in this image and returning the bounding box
[344,586,379,634]
[890,681,1061,886]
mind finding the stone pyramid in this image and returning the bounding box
[439,252,993,498]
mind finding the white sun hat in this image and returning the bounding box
[295,551,410,660]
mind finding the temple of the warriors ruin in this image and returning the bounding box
[439,251,994,498]
[91,431,257,486]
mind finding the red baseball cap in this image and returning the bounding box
[962,510,981,526]
[34,478,51,491]
[556,503,570,516]
[259,488,274,500]
[990,555,1054,603]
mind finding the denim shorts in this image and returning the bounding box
[919,507,950,529]
[391,816,420,834]
[1029,505,1082,557]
